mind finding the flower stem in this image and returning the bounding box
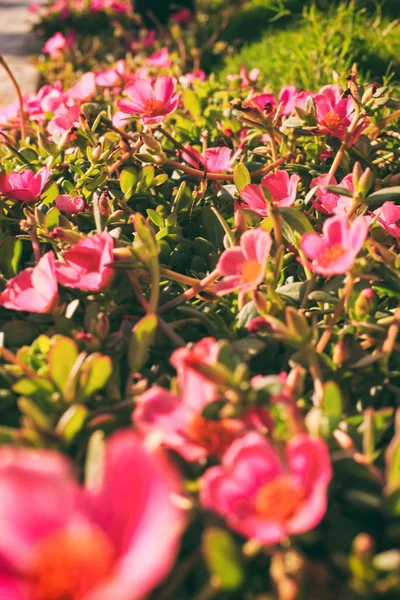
[316,274,356,354]
[328,107,362,178]
[0,55,26,140]
[158,269,220,314]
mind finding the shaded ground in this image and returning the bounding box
[0,0,42,107]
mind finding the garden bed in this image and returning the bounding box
[0,0,399,598]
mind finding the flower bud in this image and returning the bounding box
[332,336,351,365]
[286,365,306,399]
[234,200,247,233]
[358,167,373,197]
[352,533,375,558]
[354,288,377,319]
[352,161,363,189]
[91,141,103,162]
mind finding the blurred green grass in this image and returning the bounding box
[200,0,400,91]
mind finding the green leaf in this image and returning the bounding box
[146,209,164,229]
[48,337,79,394]
[85,430,106,490]
[0,237,23,278]
[55,404,89,444]
[203,527,244,590]
[120,167,137,199]
[324,185,354,198]
[323,381,343,419]
[386,434,400,492]
[365,186,400,206]
[77,353,113,401]
[182,88,202,119]
[41,181,59,206]
[279,207,314,234]
[234,163,251,191]
[128,314,158,372]
[44,207,60,232]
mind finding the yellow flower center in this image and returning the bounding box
[255,475,305,523]
[144,98,166,117]
[321,111,343,131]
[241,259,262,283]
[30,528,115,600]
[319,243,346,267]
[189,415,237,455]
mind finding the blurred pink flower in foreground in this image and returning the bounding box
[134,338,273,461]
[118,76,179,124]
[201,432,332,544]
[0,166,49,203]
[0,430,185,600]
[55,194,86,214]
[300,214,368,275]
[42,31,74,59]
[0,252,58,313]
[371,201,400,238]
[216,228,272,296]
[310,173,354,214]
[241,170,300,217]
[55,231,114,291]
[182,144,233,172]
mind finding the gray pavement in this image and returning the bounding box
[0,0,42,107]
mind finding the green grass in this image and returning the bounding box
[208,0,400,91]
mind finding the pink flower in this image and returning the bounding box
[371,201,400,238]
[201,432,332,544]
[118,76,179,125]
[182,144,233,172]
[314,85,365,143]
[249,92,277,113]
[134,338,273,461]
[55,232,114,291]
[0,166,49,203]
[300,214,368,275]
[172,8,192,23]
[47,104,80,138]
[0,252,58,313]
[42,32,73,59]
[145,48,172,69]
[95,60,126,87]
[241,170,300,217]
[55,194,85,214]
[216,228,272,296]
[311,173,354,214]
[28,2,40,12]
[279,86,313,116]
[68,72,96,102]
[0,430,185,600]
[180,70,206,85]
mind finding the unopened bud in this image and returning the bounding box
[92,142,103,162]
[352,161,363,189]
[98,191,111,217]
[141,133,162,152]
[252,290,269,315]
[286,365,306,399]
[354,287,377,319]
[358,167,373,197]
[332,336,351,365]
[79,113,89,130]
[352,533,375,558]
[361,85,376,105]
[234,201,247,233]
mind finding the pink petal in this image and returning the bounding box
[217,246,245,276]
[86,430,185,600]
